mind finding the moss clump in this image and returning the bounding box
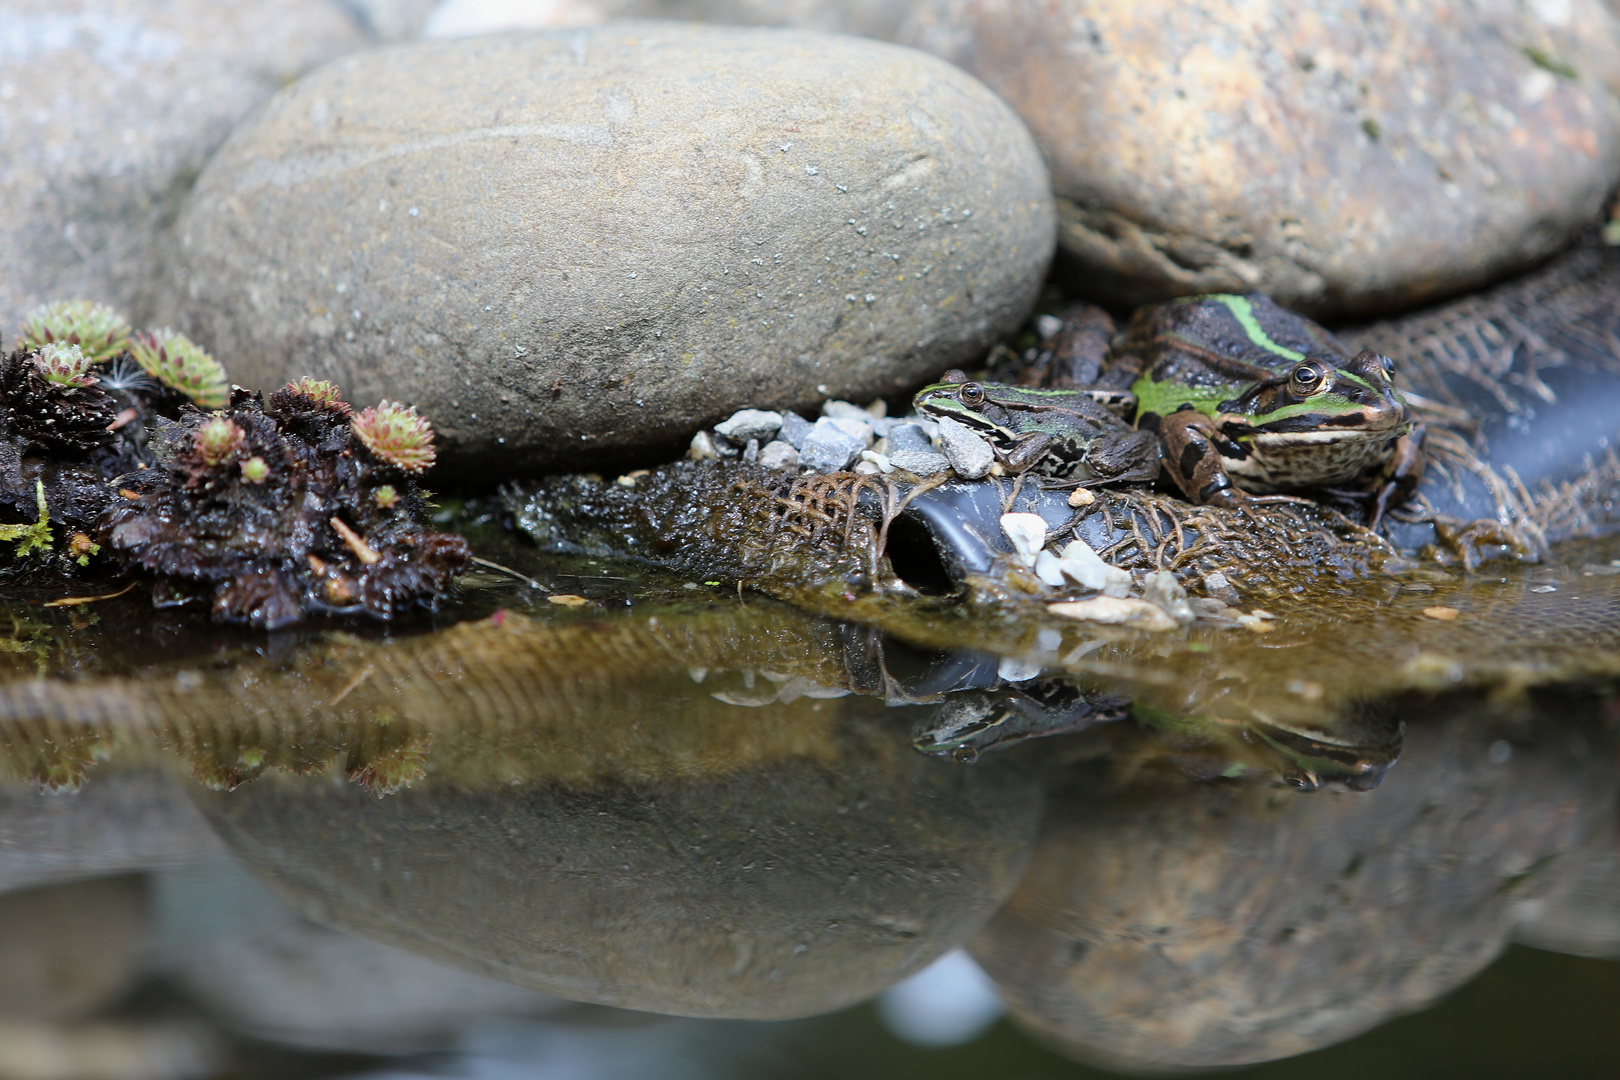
[0,302,469,626]
[0,346,119,455]
[101,381,471,629]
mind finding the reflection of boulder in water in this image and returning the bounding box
[195,697,1042,1020]
[971,696,1618,1069]
[1513,833,1620,960]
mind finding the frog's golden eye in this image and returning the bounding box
[959,382,986,406]
[1289,364,1326,396]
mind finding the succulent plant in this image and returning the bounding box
[19,300,131,362]
[351,401,437,473]
[241,455,269,484]
[32,343,98,390]
[194,416,246,467]
[128,329,230,409]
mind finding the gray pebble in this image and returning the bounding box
[1141,570,1196,625]
[822,400,872,421]
[935,414,996,480]
[889,449,951,476]
[1201,571,1242,608]
[757,440,800,471]
[778,412,815,451]
[714,409,783,444]
[885,423,935,456]
[801,416,869,473]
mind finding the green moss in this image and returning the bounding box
[0,481,54,558]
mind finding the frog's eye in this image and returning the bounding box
[1289,364,1326,395]
[1380,354,1396,378]
[958,382,986,406]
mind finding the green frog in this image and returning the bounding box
[912,373,1161,483]
[1058,294,1424,524]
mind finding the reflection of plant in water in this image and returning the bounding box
[171,712,431,797]
[347,726,431,797]
[0,724,108,791]
[0,610,57,678]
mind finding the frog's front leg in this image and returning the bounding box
[1150,406,1246,508]
[1368,424,1425,529]
[997,431,1053,474]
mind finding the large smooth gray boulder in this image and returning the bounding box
[0,0,369,333]
[169,23,1056,478]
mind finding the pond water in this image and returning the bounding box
[1,514,1617,1080]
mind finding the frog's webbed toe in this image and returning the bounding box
[1088,429,1162,484]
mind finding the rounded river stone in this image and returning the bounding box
[901,0,1620,317]
[170,23,1056,477]
[0,0,369,333]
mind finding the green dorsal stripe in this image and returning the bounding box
[1211,295,1307,362]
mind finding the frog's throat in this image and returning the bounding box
[1207,294,1308,362]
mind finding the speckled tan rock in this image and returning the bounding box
[0,0,369,333]
[169,23,1055,477]
[902,0,1620,317]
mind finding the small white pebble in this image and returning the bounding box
[1033,549,1066,587]
[997,655,1043,682]
[858,450,893,473]
[1000,513,1049,568]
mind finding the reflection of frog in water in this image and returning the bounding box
[911,678,1132,763]
[915,673,1404,792]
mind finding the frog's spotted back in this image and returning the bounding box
[1148,293,1351,383]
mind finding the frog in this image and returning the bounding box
[1244,710,1405,792]
[1045,293,1425,525]
[912,371,1161,483]
[911,677,1133,763]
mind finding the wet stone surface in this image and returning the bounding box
[171,22,1056,480]
[0,0,369,331]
